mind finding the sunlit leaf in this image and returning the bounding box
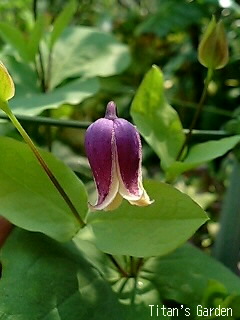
[131,65,185,170]
[86,180,208,257]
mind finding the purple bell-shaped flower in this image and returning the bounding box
[85,101,153,211]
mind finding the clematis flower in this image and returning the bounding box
[85,101,153,211]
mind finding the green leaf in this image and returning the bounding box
[1,56,99,116]
[50,0,76,49]
[131,65,185,170]
[0,229,123,320]
[0,137,88,242]
[10,77,100,116]
[0,22,30,61]
[86,180,208,257]
[142,243,240,309]
[27,14,46,61]
[48,26,131,89]
[167,135,240,179]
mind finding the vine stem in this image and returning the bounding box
[1,102,85,228]
[176,68,213,161]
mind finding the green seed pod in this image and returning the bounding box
[198,16,229,70]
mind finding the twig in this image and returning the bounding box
[176,68,213,161]
[107,254,129,278]
[0,114,230,137]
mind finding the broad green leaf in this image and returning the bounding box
[27,14,46,61]
[48,26,131,89]
[0,137,88,242]
[142,243,240,310]
[86,180,208,257]
[0,229,123,320]
[1,56,99,116]
[131,65,185,170]
[0,61,15,102]
[166,135,240,180]
[0,23,30,61]
[50,0,76,49]
[10,77,100,116]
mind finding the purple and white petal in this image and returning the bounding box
[85,118,118,210]
[114,118,143,200]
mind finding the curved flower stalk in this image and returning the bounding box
[85,101,153,211]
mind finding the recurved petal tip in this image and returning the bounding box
[128,188,154,207]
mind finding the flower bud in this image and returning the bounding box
[198,16,229,70]
[0,61,15,102]
[85,101,153,211]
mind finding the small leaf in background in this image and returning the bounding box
[166,135,240,180]
[0,137,88,242]
[50,0,77,49]
[48,26,131,89]
[0,22,30,62]
[131,65,185,170]
[27,14,47,61]
[86,180,208,257]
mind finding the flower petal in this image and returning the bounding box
[114,118,143,200]
[85,118,118,210]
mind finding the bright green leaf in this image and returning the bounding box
[50,0,76,49]
[0,22,30,61]
[166,135,240,180]
[131,65,185,170]
[0,137,88,242]
[86,180,208,257]
[48,26,131,89]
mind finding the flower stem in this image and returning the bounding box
[176,68,213,161]
[1,102,85,228]
[107,254,129,278]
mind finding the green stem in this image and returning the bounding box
[2,102,85,228]
[176,68,213,161]
[0,113,91,129]
[0,114,231,137]
[107,254,129,278]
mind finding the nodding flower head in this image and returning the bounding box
[85,101,153,211]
